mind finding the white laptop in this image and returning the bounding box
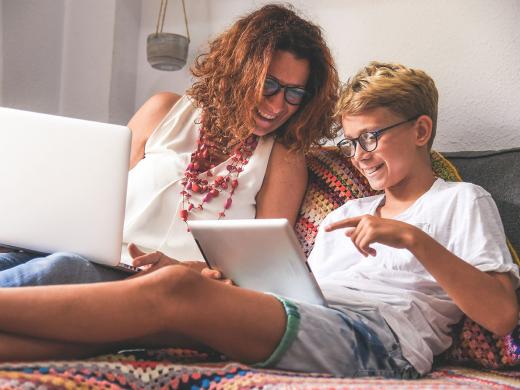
[0,106,136,271]
[188,219,327,306]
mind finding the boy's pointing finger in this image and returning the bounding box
[325,216,362,232]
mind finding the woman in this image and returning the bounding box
[0,4,339,286]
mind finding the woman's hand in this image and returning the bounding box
[128,243,180,275]
[128,243,233,284]
[325,214,419,257]
[201,267,234,285]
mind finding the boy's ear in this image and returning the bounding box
[414,115,433,147]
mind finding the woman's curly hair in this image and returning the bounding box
[187,4,340,153]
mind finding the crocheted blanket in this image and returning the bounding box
[0,349,519,389]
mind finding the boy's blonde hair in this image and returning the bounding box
[336,62,438,149]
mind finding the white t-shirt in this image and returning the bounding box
[308,178,520,375]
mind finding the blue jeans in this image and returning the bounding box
[0,251,127,287]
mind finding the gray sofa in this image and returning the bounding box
[443,148,520,253]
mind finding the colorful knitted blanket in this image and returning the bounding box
[0,349,519,389]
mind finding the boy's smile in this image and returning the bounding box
[361,163,385,177]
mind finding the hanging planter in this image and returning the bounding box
[147,0,190,71]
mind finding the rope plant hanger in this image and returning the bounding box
[147,0,190,71]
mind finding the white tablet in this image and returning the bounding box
[188,219,327,306]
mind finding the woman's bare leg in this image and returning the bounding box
[0,331,205,362]
[0,266,286,363]
[0,333,113,361]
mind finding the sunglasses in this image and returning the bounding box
[263,76,308,105]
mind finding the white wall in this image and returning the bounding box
[58,0,141,123]
[0,0,141,124]
[2,0,519,151]
[2,0,65,114]
[136,0,520,151]
[59,1,117,122]
[109,0,141,125]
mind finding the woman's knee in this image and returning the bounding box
[43,252,125,284]
[46,252,91,272]
[151,265,203,295]
[139,266,205,319]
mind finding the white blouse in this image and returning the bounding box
[122,95,275,262]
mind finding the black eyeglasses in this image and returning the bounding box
[263,76,308,105]
[337,115,420,158]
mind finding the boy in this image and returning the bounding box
[298,61,519,376]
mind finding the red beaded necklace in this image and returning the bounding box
[180,126,259,224]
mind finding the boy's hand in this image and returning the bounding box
[325,215,418,257]
[201,267,234,285]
